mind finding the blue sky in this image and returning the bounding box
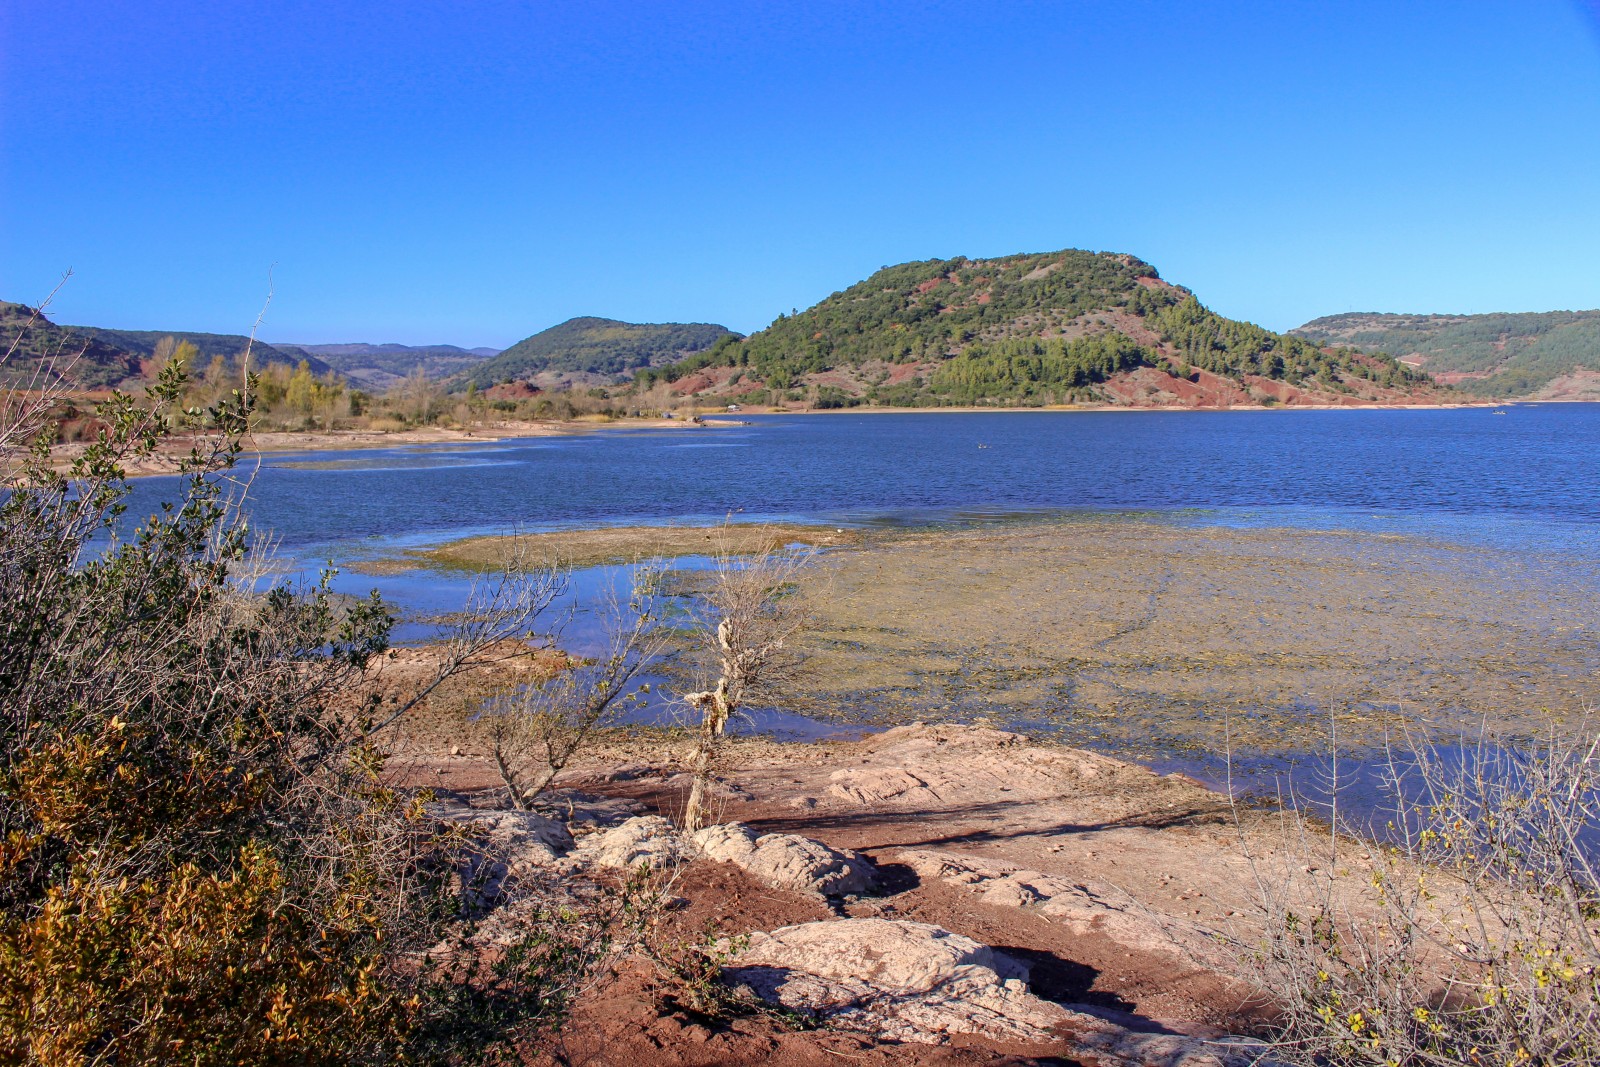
[3,1,1598,347]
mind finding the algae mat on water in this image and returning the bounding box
[784,520,1600,765]
[351,522,862,573]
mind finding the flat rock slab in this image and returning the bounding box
[725,918,1267,1065]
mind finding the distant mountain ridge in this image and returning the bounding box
[641,250,1441,409]
[459,316,737,389]
[69,323,324,375]
[275,342,501,391]
[1291,310,1600,398]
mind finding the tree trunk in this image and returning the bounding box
[682,678,731,832]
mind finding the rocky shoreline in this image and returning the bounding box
[394,722,1370,1064]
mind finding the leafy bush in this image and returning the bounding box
[0,351,619,1063]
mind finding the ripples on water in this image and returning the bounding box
[122,405,1600,558]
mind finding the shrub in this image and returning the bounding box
[1232,723,1600,1066]
[0,348,618,1063]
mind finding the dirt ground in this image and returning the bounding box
[390,717,1325,1066]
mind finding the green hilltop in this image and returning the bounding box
[638,250,1434,407]
[459,316,736,389]
[1291,310,1600,397]
[1,301,145,389]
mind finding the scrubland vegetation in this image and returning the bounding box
[1231,725,1600,1065]
[0,341,677,1062]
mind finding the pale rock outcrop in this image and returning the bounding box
[571,814,688,870]
[895,848,1205,965]
[432,804,575,905]
[724,918,1060,1044]
[724,918,1263,1065]
[822,723,1127,809]
[691,822,876,897]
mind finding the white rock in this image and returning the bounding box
[431,804,575,907]
[691,822,876,897]
[724,918,1058,1044]
[724,918,1269,1064]
[572,814,687,871]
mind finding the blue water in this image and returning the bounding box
[122,406,1600,564]
[111,406,1600,795]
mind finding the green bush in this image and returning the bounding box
[0,359,615,1064]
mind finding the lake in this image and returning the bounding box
[127,404,1600,558]
[119,405,1600,804]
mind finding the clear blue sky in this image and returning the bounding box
[3,1,1598,347]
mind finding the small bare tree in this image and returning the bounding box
[681,530,815,832]
[486,565,669,809]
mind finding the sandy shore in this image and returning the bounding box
[34,414,724,477]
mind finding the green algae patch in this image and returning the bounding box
[781,521,1600,763]
[349,522,864,574]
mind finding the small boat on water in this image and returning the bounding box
[1493,409,1508,415]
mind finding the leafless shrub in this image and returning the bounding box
[681,527,816,832]
[1228,718,1600,1066]
[486,564,669,809]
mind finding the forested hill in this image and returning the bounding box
[458,317,737,389]
[66,324,323,376]
[637,250,1441,409]
[1,302,145,388]
[1291,311,1600,399]
[2,302,324,388]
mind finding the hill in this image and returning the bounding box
[2,301,332,390]
[275,342,500,391]
[67,324,323,376]
[1290,311,1600,399]
[638,250,1441,409]
[459,317,736,390]
[1,301,145,389]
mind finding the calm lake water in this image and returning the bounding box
[119,406,1600,803]
[128,404,1600,560]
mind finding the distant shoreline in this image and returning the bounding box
[717,399,1505,415]
[39,399,1526,480]
[36,415,721,479]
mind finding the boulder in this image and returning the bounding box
[431,804,575,906]
[572,814,687,871]
[723,918,1268,1064]
[691,822,876,897]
